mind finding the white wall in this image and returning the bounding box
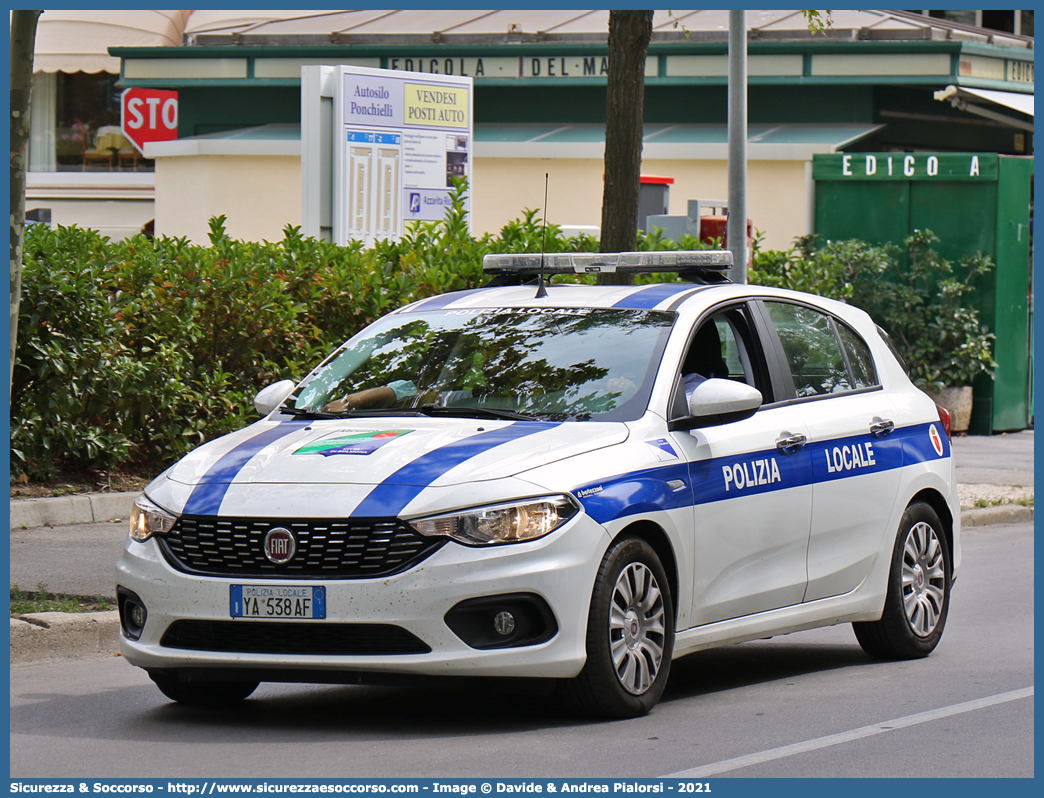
[151,152,811,250]
[154,154,302,243]
[471,157,811,252]
[23,198,155,240]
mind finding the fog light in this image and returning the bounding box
[444,593,557,650]
[131,604,147,629]
[117,586,148,641]
[494,611,516,636]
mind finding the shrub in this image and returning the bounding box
[749,230,996,391]
[12,180,607,479]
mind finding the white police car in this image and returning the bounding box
[117,251,958,718]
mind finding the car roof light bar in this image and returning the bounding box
[482,250,733,276]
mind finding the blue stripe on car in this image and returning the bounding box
[406,289,488,312]
[351,421,561,518]
[612,283,701,310]
[182,420,309,516]
[575,422,947,525]
[808,429,904,485]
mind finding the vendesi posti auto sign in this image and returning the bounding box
[812,152,999,181]
[333,65,473,247]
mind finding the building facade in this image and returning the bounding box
[30,9,1034,247]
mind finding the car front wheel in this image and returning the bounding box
[559,537,675,719]
[853,501,951,659]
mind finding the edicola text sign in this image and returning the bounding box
[334,66,473,246]
[812,152,999,181]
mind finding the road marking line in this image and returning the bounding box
[664,686,1034,778]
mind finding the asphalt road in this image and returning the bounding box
[10,522,1033,778]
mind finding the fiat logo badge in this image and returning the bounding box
[263,528,296,564]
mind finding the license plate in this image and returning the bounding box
[230,585,326,619]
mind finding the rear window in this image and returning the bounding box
[876,325,909,375]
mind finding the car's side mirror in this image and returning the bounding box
[254,380,296,417]
[668,378,763,431]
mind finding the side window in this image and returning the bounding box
[836,322,879,389]
[673,305,772,418]
[715,318,750,382]
[764,301,851,397]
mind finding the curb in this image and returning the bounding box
[9,491,138,529]
[960,504,1034,527]
[10,611,121,664]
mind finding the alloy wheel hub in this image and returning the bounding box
[901,521,946,637]
[609,562,667,695]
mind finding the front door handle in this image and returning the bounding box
[776,433,807,453]
[870,418,895,437]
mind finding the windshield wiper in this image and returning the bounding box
[416,404,541,421]
[335,408,427,417]
[281,406,426,419]
[279,406,340,420]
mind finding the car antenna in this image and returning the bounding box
[535,172,549,298]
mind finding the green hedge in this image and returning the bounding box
[12,188,993,482]
[11,184,710,480]
[749,230,996,391]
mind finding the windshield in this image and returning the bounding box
[287,307,675,422]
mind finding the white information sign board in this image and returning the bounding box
[332,65,473,247]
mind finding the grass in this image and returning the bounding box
[973,497,1034,509]
[10,582,112,615]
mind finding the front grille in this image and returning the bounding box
[161,619,430,656]
[159,516,444,579]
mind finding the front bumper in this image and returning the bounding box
[116,513,608,680]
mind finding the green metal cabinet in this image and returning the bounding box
[812,153,1033,434]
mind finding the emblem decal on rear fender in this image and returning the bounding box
[929,424,944,457]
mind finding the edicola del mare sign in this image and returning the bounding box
[334,65,473,246]
[813,152,999,181]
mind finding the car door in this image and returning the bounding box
[758,300,903,603]
[665,303,814,628]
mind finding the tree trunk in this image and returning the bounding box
[598,9,652,285]
[10,10,42,391]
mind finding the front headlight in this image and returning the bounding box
[409,495,579,546]
[129,495,177,542]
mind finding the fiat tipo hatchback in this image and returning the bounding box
[118,251,958,718]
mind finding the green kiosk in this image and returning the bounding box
[812,152,1033,435]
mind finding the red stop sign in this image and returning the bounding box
[121,88,179,155]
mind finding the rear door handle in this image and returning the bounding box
[776,433,807,453]
[870,419,895,437]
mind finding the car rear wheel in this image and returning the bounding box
[559,537,674,719]
[149,672,260,705]
[853,501,951,659]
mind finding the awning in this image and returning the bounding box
[474,123,884,160]
[934,85,1034,131]
[34,10,189,73]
